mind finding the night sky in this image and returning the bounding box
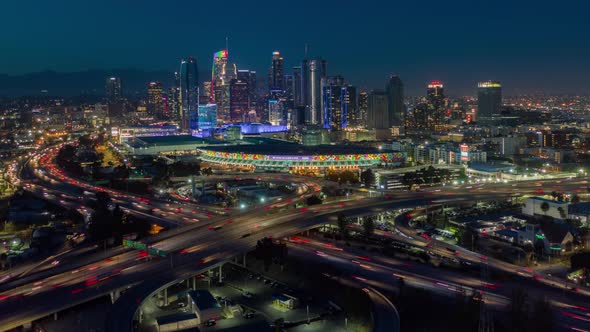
[1,0,589,95]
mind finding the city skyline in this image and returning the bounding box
[0,0,589,95]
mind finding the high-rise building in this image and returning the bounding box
[321,77,356,130]
[229,79,250,122]
[426,80,446,130]
[211,50,236,123]
[477,81,502,118]
[269,51,284,92]
[106,77,124,118]
[167,84,180,122]
[179,57,199,133]
[211,50,228,103]
[200,81,212,104]
[197,104,218,131]
[268,99,284,125]
[357,91,369,128]
[237,70,257,111]
[386,75,405,134]
[147,82,164,119]
[106,77,122,103]
[302,58,327,125]
[367,90,388,130]
[292,67,302,106]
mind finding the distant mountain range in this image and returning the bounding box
[0,69,208,97]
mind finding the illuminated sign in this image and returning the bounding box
[428,80,443,88]
[460,144,469,161]
[214,50,228,58]
[478,81,501,88]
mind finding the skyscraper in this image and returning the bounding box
[105,77,123,118]
[269,51,284,92]
[477,81,502,118]
[179,57,199,133]
[211,50,228,104]
[106,77,122,104]
[386,75,405,134]
[211,50,236,123]
[292,66,302,106]
[322,76,356,130]
[198,104,218,131]
[357,91,368,128]
[426,80,446,130]
[268,99,284,125]
[367,90,388,130]
[147,82,164,119]
[200,81,212,104]
[229,79,249,122]
[237,69,257,112]
[302,58,327,125]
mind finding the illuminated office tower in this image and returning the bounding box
[301,58,327,125]
[321,77,356,130]
[230,79,249,122]
[357,91,368,128]
[268,99,284,125]
[477,81,502,118]
[200,81,212,104]
[106,77,122,103]
[106,77,123,117]
[211,50,236,123]
[211,50,228,103]
[237,69,257,110]
[386,75,405,134]
[179,57,199,132]
[197,103,218,131]
[367,90,388,130]
[426,80,446,130]
[292,66,302,106]
[269,51,284,92]
[147,82,164,119]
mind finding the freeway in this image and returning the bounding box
[287,236,590,331]
[1,145,590,330]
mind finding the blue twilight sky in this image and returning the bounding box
[0,0,589,95]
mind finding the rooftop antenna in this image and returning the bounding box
[304,43,308,58]
[226,36,229,52]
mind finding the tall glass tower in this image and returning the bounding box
[386,75,405,134]
[179,57,199,133]
[477,81,502,118]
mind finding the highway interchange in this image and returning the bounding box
[2,146,590,331]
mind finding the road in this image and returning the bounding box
[288,236,590,331]
[1,145,590,330]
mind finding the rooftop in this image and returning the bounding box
[155,313,198,325]
[187,290,221,310]
[200,143,393,156]
[125,135,222,148]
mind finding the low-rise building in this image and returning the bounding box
[522,197,569,220]
[187,290,222,323]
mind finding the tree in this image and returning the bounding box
[540,202,550,214]
[337,214,349,238]
[362,216,375,238]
